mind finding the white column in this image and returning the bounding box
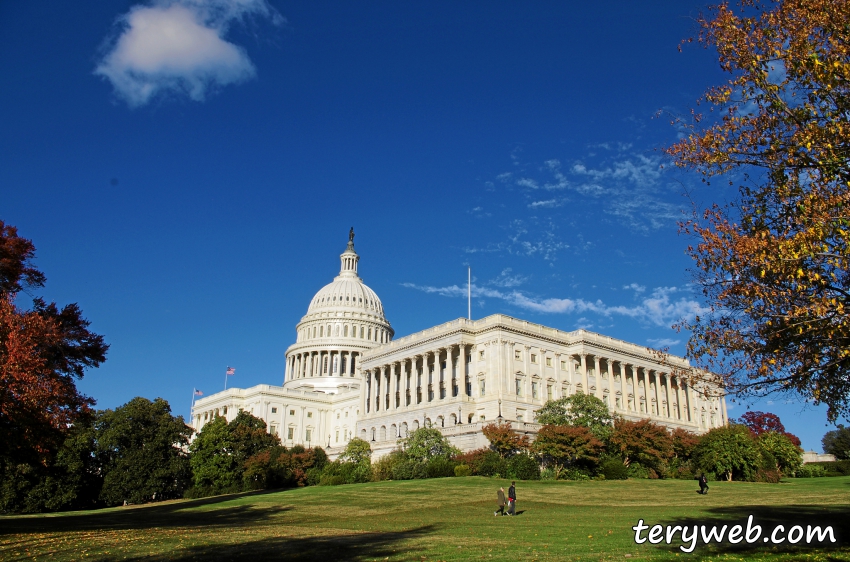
[663,373,672,418]
[580,354,589,394]
[390,362,398,411]
[593,355,602,400]
[361,369,369,415]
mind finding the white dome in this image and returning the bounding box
[307,278,386,319]
[283,232,393,393]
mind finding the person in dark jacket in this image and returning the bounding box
[696,473,709,495]
[495,487,506,516]
[507,481,516,515]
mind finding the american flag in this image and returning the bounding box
[194,389,203,396]
[226,367,235,376]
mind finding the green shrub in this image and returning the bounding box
[392,460,427,480]
[507,454,540,480]
[372,450,406,482]
[540,467,556,480]
[426,457,457,478]
[600,458,629,480]
[806,460,850,475]
[318,474,346,486]
[454,464,471,477]
[627,463,651,479]
[795,464,826,478]
[558,468,590,481]
[755,468,782,483]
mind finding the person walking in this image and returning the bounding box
[507,481,517,515]
[696,473,709,495]
[495,487,506,516]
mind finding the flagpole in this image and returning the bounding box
[224,368,228,391]
[468,267,471,320]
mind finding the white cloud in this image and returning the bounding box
[516,178,539,189]
[528,199,561,209]
[647,338,681,348]
[94,0,281,107]
[403,282,706,328]
[623,283,646,293]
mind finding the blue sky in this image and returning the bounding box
[1,1,840,451]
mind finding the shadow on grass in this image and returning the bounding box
[121,525,437,561]
[0,489,290,535]
[653,504,850,558]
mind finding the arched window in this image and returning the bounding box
[344,325,348,337]
[320,326,324,337]
[323,356,329,373]
[379,426,387,440]
[360,326,364,338]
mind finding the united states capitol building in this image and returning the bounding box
[191,233,728,458]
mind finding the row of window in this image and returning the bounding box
[299,323,390,343]
[314,294,383,312]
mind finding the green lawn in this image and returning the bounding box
[1,477,848,561]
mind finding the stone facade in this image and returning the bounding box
[192,234,728,460]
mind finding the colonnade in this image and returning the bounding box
[360,339,727,431]
[361,343,471,417]
[286,349,361,381]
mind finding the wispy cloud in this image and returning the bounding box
[489,268,529,288]
[402,282,706,328]
[647,337,681,348]
[95,0,282,107]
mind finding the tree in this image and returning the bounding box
[0,221,108,474]
[534,393,614,440]
[608,419,674,474]
[96,397,193,505]
[189,411,279,494]
[671,428,701,462]
[666,0,850,421]
[757,431,803,476]
[0,220,45,295]
[692,424,762,481]
[482,422,530,458]
[398,427,459,464]
[338,437,372,465]
[822,424,850,459]
[532,425,604,477]
[737,411,801,446]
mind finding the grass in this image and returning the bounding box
[1,476,848,561]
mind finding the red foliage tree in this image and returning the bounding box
[737,411,802,447]
[671,427,701,461]
[0,222,108,470]
[482,422,530,458]
[609,419,674,472]
[532,425,604,476]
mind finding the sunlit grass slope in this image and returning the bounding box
[1,476,848,561]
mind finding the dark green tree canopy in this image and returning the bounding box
[822,425,850,460]
[96,397,193,505]
[189,411,279,493]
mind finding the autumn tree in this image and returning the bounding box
[534,393,614,440]
[608,419,674,474]
[737,410,802,446]
[0,221,108,512]
[532,425,604,478]
[671,427,701,462]
[482,422,530,458]
[667,0,850,421]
